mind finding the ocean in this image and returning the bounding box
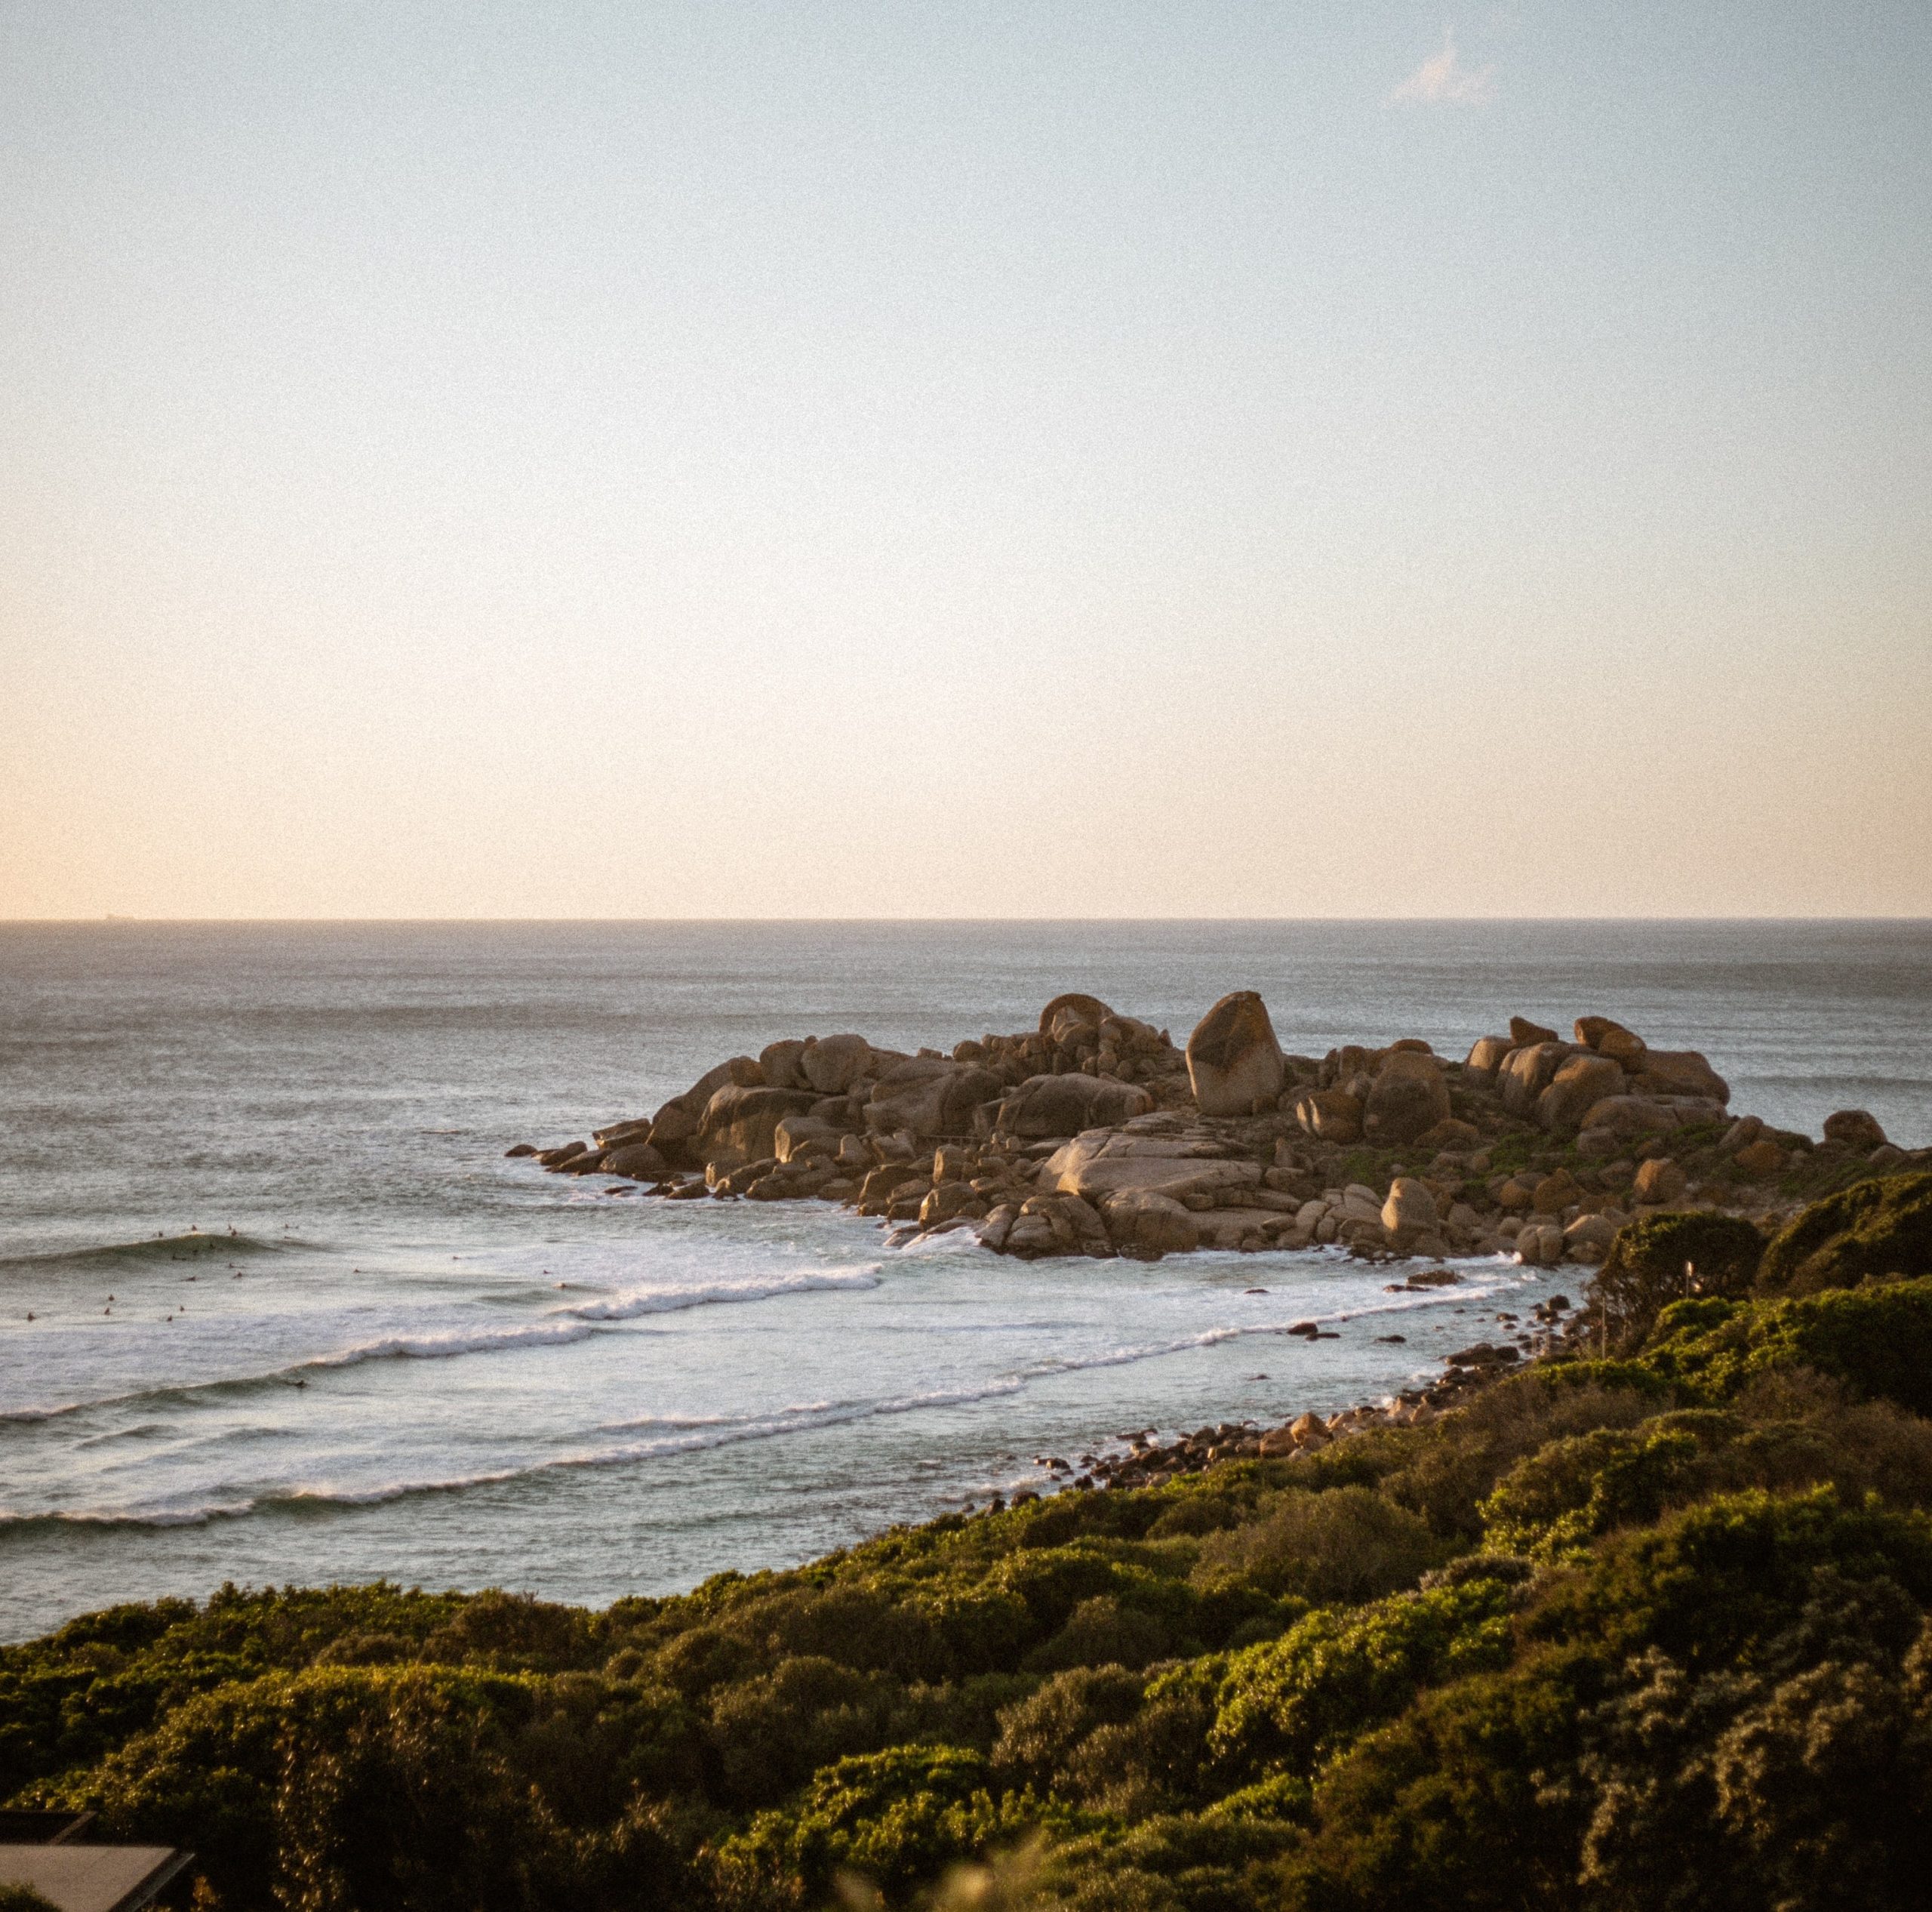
[2,919,1927,1643]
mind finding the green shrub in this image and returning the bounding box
[1366,1376,1660,1540]
[1533,1487,1932,1670]
[1638,1276,1932,1415]
[38,1665,549,1911]
[992,1662,1218,1819]
[1025,1597,1175,1674]
[1030,1809,1302,1912]
[707,1744,1052,1910]
[706,1655,897,1809]
[11,1169,1932,1912]
[1192,1489,1444,1605]
[1758,1170,1932,1295]
[1481,1418,1725,1559]
[1208,1578,1515,1785]
[0,1886,61,1912]
[1279,1643,1604,1911]
[1586,1212,1764,1352]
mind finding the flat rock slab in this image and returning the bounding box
[1043,1131,1263,1204]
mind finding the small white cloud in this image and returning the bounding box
[1389,26,1497,106]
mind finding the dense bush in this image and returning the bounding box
[1758,1170,1932,1295]
[1635,1276,1932,1415]
[1586,1211,1764,1351]
[8,1181,1932,1909]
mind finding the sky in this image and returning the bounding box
[2,1,1928,919]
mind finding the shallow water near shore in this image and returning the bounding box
[2,919,1927,1642]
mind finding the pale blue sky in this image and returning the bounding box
[2,2,1928,916]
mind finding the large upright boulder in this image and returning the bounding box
[1497,1042,1573,1119]
[1537,1054,1626,1137]
[648,1057,762,1165]
[1362,1051,1452,1144]
[1463,1036,1512,1086]
[801,1033,875,1095]
[697,1085,819,1168]
[1634,1050,1730,1105]
[1186,991,1286,1117]
[1039,993,1114,1048]
[758,1040,808,1090]
[996,1073,1154,1139]
[866,1058,1004,1139]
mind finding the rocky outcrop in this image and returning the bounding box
[1380,1177,1441,1253]
[1038,993,1115,1047]
[1463,1036,1512,1085]
[1040,1128,1263,1206]
[1632,1156,1688,1205]
[511,992,1923,1272]
[1498,1042,1571,1118]
[601,1141,666,1179]
[1100,1189,1201,1256]
[1294,1088,1362,1144]
[758,1039,809,1090]
[1186,992,1286,1117]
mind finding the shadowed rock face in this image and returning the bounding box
[1498,1042,1571,1117]
[995,1073,1153,1139]
[865,1058,1005,1139]
[698,1085,819,1170]
[1825,1110,1887,1150]
[1634,1048,1730,1105]
[1295,1087,1362,1143]
[1537,1054,1625,1138]
[1363,1052,1451,1144]
[1186,990,1286,1117]
[1038,993,1114,1046]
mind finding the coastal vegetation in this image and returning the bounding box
[6,1173,1932,1909]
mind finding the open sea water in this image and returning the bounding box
[2,919,1927,1643]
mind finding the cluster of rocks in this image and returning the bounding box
[510,991,1921,1270]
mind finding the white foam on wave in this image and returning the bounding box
[0,1255,1545,1531]
[301,1318,600,1369]
[0,1371,1055,1529]
[563,1265,882,1322]
[0,1258,891,1425]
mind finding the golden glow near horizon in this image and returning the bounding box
[2,5,1928,920]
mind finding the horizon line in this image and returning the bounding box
[4,914,1930,928]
